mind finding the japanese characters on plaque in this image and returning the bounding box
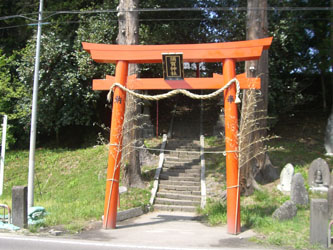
[162,53,184,80]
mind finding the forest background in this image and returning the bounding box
[0,0,331,151]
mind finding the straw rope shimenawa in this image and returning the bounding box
[106,77,241,232]
[106,78,241,103]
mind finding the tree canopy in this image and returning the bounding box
[0,0,331,147]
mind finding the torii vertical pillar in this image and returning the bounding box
[223,59,241,234]
[103,61,128,229]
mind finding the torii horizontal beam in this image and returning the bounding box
[92,73,260,90]
[82,37,272,64]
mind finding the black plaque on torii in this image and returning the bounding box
[162,53,184,80]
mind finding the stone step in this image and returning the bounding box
[163,164,201,170]
[159,180,199,187]
[161,171,200,178]
[157,192,201,201]
[164,156,200,162]
[165,149,200,154]
[154,197,200,206]
[163,163,201,169]
[162,168,200,174]
[165,148,200,159]
[164,155,181,161]
[164,162,201,168]
[165,152,200,160]
[164,157,200,162]
[164,160,197,166]
[164,163,201,169]
[159,184,200,192]
[153,204,197,212]
[159,174,200,182]
[166,150,200,155]
[157,189,201,196]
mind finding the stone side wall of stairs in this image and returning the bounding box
[154,140,202,212]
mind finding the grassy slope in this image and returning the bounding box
[0,145,151,232]
[1,109,331,248]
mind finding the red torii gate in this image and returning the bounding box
[82,37,272,234]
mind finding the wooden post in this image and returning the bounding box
[103,61,128,229]
[223,59,241,234]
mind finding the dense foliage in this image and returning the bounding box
[0,51,28,147]
[0,0,331,148]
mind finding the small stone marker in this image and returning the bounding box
[119,186,127,194]
[277,163,294,193]
[291,173,309,205]
[310,199,328,248]
[272,200,297,221]
[308,158,330,188]
[12,186,28,228]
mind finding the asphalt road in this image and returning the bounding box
[0,211,279,250]
[0,234,202,250]
[0,234,273,250]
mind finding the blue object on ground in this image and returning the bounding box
[0,221,20,231]
[28,206,46,225]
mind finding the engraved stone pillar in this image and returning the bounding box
[12,186,28,228]
[310,199,328,248]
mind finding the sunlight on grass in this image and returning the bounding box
[0,145,152,233]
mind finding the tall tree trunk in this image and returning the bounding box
[117,0,144,188]
[239,0,275,196]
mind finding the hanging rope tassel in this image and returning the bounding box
[107,78,241,103]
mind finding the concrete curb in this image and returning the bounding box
[116,206,148,222]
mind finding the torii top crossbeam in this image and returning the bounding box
[83,37,272,64]
[83,37,272,91]
[82,37,273,234]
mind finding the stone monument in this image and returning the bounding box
[308,158,330,192]
[272,200,297,221]
[291,173,308,205]
[277,163,294,193]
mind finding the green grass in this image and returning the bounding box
[204,136,226,172]
[201,189,322,250]
[200,119,331,250]
[0,145,152,233]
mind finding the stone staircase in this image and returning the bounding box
[154,139,202,212]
